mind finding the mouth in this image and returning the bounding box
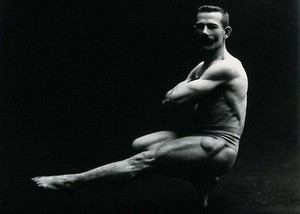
[199,37,215,45]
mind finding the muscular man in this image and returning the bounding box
[32,5,247,207]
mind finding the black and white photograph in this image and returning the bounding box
[0,0,299,213]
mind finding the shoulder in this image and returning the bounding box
[202,57,246,82]
[189,62,204,75]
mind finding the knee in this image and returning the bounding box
[132,138,143,151]
[200,138,223,156]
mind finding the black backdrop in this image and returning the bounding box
[0,0,298,212]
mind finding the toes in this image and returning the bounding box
[31,177,38,182]
[31,176,73,191]
[31,176,44,183]
[38,183,57,190]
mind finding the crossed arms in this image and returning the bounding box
[162,63,238,105]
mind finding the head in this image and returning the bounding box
[194,5,232,51]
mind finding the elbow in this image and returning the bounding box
[167,95,192,105]
[162,97,182,106]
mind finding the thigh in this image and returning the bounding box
[154,136,215,162]
[155,136,236,172]
[132,131,179,151]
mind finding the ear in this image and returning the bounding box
[224,26,232,39]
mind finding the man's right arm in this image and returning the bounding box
[162,64,201,104]
[162,64,238,105]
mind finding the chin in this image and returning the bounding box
[200,46,216,51]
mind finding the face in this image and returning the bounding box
[194,12,229,51]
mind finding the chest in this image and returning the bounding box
[192,63,210,80]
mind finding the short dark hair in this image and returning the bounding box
[197,5,229,28]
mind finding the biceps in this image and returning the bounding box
[187,79,221,95]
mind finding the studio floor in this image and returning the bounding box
[206,138,300,214]
[1,137,300,213]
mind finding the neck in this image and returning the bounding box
[203,44,228,65]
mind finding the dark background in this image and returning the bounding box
[0,0,299,213]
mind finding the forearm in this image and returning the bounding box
[163,82,194,105]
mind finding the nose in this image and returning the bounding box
[202,26,209,35]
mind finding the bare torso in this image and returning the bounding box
[190,55,248,136]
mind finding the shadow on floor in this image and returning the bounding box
[207,138,300,214]
[1,138,299,213]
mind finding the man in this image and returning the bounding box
[32,5,247,207]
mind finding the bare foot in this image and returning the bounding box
[31,174,81,190]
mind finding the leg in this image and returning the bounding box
[132,131,178,151]
[152,136,236,207]
[154,136,236,166]
[32,151,156,190]
[202,176,219,207]
[191,176,220,207]
[32,136,237,194]
[32,131,177,190]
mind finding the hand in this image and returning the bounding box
[162,92,173,105]
[162,97,170,105]
[162,89,173,104]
